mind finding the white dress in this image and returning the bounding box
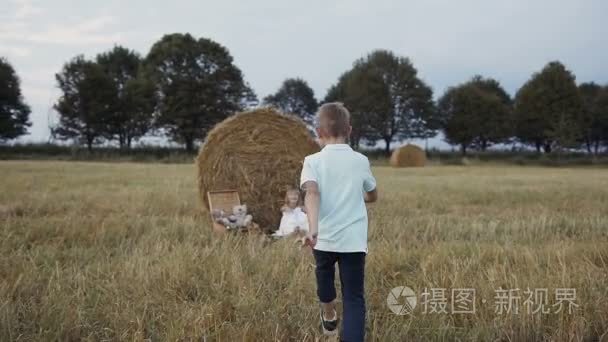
[277,207,308,236]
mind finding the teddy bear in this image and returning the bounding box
[211,208,228,225]
[214,205,253,230]
[230,204,253,229]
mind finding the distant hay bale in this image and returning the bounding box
[390,144,426,167]
[197,107,320,230]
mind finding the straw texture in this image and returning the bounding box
[197,107,320,230]
[390,144,426,167]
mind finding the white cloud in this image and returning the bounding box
[11,0,44,19]
[0,14,124,46]
[0,46,32,57]
[0,1,126,142]
[26,16,124,45]
[1,0,123,47]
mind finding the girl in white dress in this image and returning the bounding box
[275,188,308,237]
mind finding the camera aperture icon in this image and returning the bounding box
[387,286,417,315]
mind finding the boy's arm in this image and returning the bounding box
[300,157,319,247]
[363,159,378,203]
[364,188,378,203]
[303,181,320,237]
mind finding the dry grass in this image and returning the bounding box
[1,161,608,341]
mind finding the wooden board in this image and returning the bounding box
[207,190,240,234]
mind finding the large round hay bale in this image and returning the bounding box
[390,144,426,167]
[197,107,320,230]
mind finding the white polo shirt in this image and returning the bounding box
[300,144,377,253]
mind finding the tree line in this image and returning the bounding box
[1,33,608,155]
[52,34,256,152]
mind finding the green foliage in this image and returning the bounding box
[2,143,607,166]
[579,83,608,154]
[0,143,196,163]
[325,50,435,153]
[324,66,390,148]
[0,57,31,141]
[596,87,608,149]
[263,78,317,124]
[437,76,512,154]
[143,33,257,151]
[96,46,140,87]
[514,61,584,153]
[53,56,116,151]
[96,46,153,148]
[8,39,608,156]
[121,75,156,146]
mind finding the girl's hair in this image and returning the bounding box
[284,188,302,205]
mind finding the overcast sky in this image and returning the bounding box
[2,0,607,144]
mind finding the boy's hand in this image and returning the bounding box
[302,181,319,249]
[364,189,378,203]
[302,232,317,248]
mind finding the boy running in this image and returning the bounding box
[301,102,378,342]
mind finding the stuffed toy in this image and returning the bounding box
[214,205,253,230]
[212,209,235,229]
[230,204,253,228]
[211,209,226,221]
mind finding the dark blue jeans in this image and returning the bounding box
[313,249,366,342]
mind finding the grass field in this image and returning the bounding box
[1,161,608,341]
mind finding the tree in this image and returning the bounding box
[263,78,317,124]
[359,51,436,154]
[0,57,31,141]
[324,74,361,148]
[143,33,256,151]
[437,76,512,154]
[578,82,608,155]
[120,74,156,148]
[53,56,116,151]
[96,46,153,148]
[513,61,584,153]
[325,50,435,154]
[596,87,608,153]
[324,68,388,149]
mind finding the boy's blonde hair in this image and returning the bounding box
[316,102,351,138]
